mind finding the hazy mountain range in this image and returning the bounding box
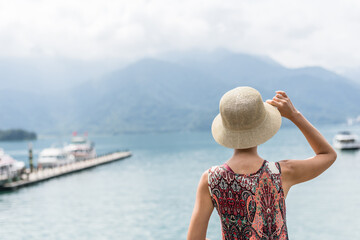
[0,50,359,134]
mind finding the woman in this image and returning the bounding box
[187,87,337,240]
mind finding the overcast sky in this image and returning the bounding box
[1,0,360,74]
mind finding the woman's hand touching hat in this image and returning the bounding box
[266,91,300,120]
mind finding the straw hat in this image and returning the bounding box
[211,86,281,149]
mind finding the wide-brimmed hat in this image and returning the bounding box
[211,86,281,149]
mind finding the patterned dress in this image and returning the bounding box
[208,160,289,240]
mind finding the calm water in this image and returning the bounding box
[0,123,360,239]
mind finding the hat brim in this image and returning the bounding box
[211,102,282,149]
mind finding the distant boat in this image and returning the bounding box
[333,131,360,150]
[63,135,96,161]
[37,148,75,168]
[0,148,25,185]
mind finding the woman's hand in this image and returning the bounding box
[266,90,299,120]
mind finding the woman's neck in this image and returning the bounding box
[233,146,258,156]
[228,146,263,164]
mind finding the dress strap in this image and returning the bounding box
[267,161,280,174]
[223,163,235,173]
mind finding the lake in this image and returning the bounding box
[0,123,360,239]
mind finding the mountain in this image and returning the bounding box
[0,50,359,134]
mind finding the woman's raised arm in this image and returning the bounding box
[266,91,337,195]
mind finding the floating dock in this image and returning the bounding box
[0,151,131,191]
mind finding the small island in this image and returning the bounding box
[0,129,37,141]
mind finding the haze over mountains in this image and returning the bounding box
[1,50,359,134]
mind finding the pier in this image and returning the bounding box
[0,151,132,191]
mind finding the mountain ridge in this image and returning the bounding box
[0,50,359,134]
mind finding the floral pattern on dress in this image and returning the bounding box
[208,160,289,240]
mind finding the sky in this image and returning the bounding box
[0,0,360,78]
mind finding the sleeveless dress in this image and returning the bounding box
[208,160,289,240]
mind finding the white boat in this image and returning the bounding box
[63,135,96,161]
[333,131,360,150]
[37,148,75,168]
[0,148,25,185]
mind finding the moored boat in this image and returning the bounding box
[333,131,360,150]
[0,148,25,185]
[63,134,96,161]
[37,148,75,168]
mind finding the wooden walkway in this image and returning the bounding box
[0,151,131,191]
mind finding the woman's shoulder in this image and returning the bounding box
[208,164,222,172]
[204,165,226,184]
[277,160,294,177]
[207,164,227,176]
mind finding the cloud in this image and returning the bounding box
[0,0,360,71]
